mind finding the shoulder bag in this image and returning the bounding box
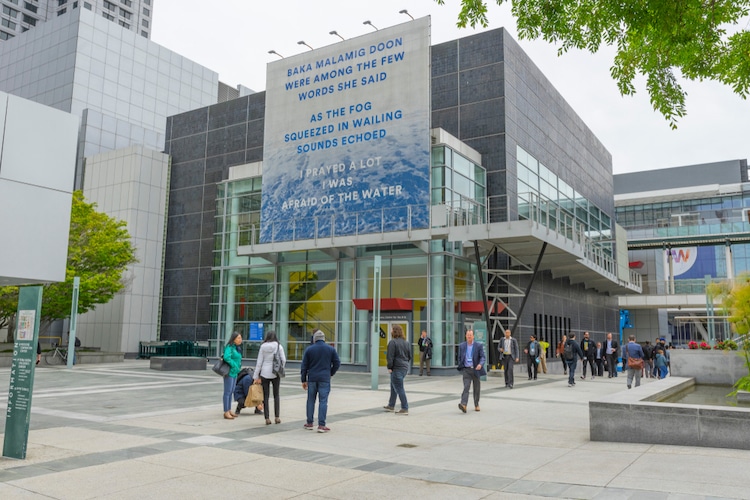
[272,343,286,378]
[627,357,644,370]
[212,356,230,377]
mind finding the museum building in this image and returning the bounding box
[162,19,641,371]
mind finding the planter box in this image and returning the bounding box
[670,349,747,385]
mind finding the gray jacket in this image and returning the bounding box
[387,337,412,371]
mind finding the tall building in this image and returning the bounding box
[162,20,640,370]
[615,159,750,345]
[1,0,152,42]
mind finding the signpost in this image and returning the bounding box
[473,321,488,381]
[3,286,42,459]
[370,255,382,390]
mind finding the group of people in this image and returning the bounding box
[219,329,340,433]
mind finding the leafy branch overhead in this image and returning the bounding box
[435,0,750,128]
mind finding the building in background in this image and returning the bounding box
[163,20,641,371]
[0,5,223,353]
[615,160,750,345]
[1,0,153,42]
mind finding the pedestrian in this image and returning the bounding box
[564,332,584,387]
[384,324,411,415]
[556,334,568,375]
[605,332,619,378]
[538,339,549,374]
[233,367,264,416]
[417,329,433,376]
[221,332,243,420]
[457,329,486,413]
[524,334,541,380]
[580,331,596,380]
[654,349,668,379]
[499,329,520,388]
[300,329,341,433]
[594,341,604,376]
[642,340,654,378]
[624,335,645,389]
[253,330,286,425]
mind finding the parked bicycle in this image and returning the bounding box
[44,342,68,365]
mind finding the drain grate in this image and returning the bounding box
[397,443,417,448]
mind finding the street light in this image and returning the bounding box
[363,20,378,31]
[268,50,284,59]
[297,40,313,50]
[329,30,345,41]
[399,9,414,20]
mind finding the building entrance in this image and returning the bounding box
[377,320,410,367]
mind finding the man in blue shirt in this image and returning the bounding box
[457,330,486,413]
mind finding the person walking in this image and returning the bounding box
[624,335,645,389]
[253,330,286,425]
[524,334,541,380]
[605,332,619,378]
[300,329,341,433]
[556,334,568,375]
[499,329,520,388]
[642,340,654,378]
[457,330,486,413]
[221,332,243,420]
[384,324,411,415]
[538,339,549,374]
[417,330,433,376]
[564,332,584,387]
[654,348,668,379]
[594,341,605,377]
[580,331,596,380]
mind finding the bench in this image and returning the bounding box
[149,356,207,371]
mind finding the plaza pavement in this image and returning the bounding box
[0,360,748,499]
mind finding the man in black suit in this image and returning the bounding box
[605,332,619,378]
[457,330,486,413]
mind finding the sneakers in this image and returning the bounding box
[396,409,408,415]
[568,383,573,387]
[317,425,331,433]
[303,423,314,430]
[383,405,395,412]
[458,403,467,413]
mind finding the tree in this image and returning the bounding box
[708,273,750,394]
[0,191,137,336]
[436,0,750,128]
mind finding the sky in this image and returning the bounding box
[151,0,750,175]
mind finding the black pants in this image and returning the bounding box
[606,353,618,377]
[527,357,538,379]
[582,357,596,377]
[595,358,604,376]
[502,355,515,386]
[261,376,280,419]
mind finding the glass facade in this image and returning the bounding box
[210,145,487,367]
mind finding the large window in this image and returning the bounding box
[431,146,486,225]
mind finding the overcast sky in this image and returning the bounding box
[151,0,749,175]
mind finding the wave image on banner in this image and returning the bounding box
[260,18,431,243]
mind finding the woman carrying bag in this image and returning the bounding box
[254,330,286,425]
[222,332,243,420]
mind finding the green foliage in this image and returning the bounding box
[0,191,138,331]
[709,273,750,396]
[435,0,750,127]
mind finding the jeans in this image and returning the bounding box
[306,381,331,426]
[261,376,281,419]
[567,359,577,385]
[388,368,408,410]
[461,370,481,406]
[627,367,642,388]
[222,375,237,412]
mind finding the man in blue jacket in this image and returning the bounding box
[457,330,486,413]
[301,329,341,433]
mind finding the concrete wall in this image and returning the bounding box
[670,349,748,385]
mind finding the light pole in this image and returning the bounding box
[297,41,313,51]
[363,20,378,31]
[268,50,284,59]
[329,30,345,41]
[399,9,414,20]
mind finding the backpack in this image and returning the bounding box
[563,340,574,361]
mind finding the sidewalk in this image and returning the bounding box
[0,361,748,499]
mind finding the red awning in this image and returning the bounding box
[352,298,413,311]
[458,301,505,314]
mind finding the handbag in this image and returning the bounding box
[249,383,264,406]
[212,357,230,377]
[627,357,644,370]
[272,344,286,378]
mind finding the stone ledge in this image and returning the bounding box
[0,351,124,367]
[150,356,207,371]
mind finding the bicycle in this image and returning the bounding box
[44,343,68,365]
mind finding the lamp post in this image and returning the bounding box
[329,30,345,41]
[297,41,313,51]
[268,50,284,59]
[363,20,378,31]
[399,9,414,20]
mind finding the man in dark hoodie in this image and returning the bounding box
[301,329,340,433]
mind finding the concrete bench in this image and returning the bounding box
[150,356,207,371]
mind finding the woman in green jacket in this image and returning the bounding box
[222,332,243,419]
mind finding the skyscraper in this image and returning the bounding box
[1,0,152,42]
